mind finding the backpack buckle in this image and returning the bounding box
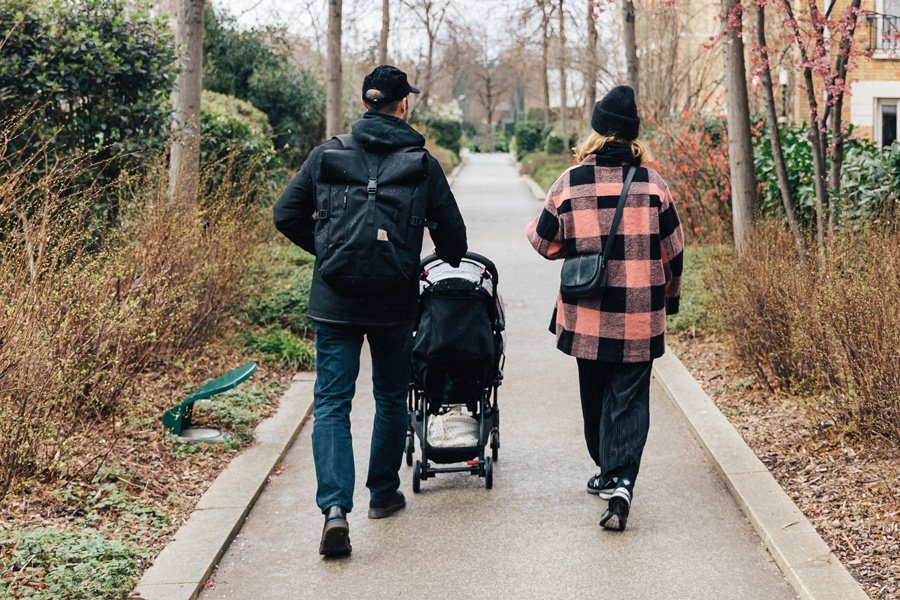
[367,179,377,195]
[315,209,330,220]
[410,216,425,227]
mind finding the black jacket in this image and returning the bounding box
[273,111,468,326]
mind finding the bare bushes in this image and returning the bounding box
[709,221,900,444]
[0,145,266,501]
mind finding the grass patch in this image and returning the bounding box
[667,245,720,337]
[519,152,574,193]
[238,243,316,371]
[0,528,142,599]
[240,329,315,371]
[193,380,286,440]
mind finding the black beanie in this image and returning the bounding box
[591,85,640,140]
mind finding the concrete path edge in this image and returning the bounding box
[133,372,316,600]
[521,172,545,200]
[653,349,869,600]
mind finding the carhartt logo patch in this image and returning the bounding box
[377,229,389,241]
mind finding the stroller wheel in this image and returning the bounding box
[412,460,422,494]
[405,434,414,466]
[491,430,499,462]
[484,457,493,490]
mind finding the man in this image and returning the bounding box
[273,65,467,557]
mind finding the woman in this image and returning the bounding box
[526,85,684,531]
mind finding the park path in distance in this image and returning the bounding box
[200,153,796,600]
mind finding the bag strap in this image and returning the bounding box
[335,134,430,228]
[602,165,637,259]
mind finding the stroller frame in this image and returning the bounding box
[405,252,504,491]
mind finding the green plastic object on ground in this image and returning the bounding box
[162,362,258,436]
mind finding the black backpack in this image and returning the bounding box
[314,134,429,295]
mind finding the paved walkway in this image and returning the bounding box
[201,154,796,600]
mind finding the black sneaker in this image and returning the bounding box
[599,483,632,531]
[319,506,351,557]
[586,474,617,499]
[368,490,406,519]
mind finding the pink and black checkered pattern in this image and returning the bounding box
[526,154,684,363]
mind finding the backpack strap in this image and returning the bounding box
[333,135,429,229]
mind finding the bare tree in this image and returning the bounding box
[326,0,343,138]
[721,0,756,253]
[402,0,448,112]
[585,0,598,118]
[557,0,568,139]
[633,1,721,118]
[622,0,638,103]
[523,0,555,124]
[379,0,390,64]
[756,4,803,254]
[168,0,205,203]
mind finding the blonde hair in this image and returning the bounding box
[573,131,652,164]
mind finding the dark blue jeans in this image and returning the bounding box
[311,320,413,513]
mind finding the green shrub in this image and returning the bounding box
[418,125,460,173]
[0,0,176,196]
[0,528,141,599]
[242,256,314,336]
[200,90,284,204]
[514,120,548,159]
[544,132,565,155]
[204,6,325,167]
[753,125,900,228]
[419,113,463,156]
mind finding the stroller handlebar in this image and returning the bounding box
[421,252,499,286]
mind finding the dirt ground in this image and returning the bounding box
[669,334,900,599]
[0,344,293,587]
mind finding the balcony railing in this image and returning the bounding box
[865,12,900,53]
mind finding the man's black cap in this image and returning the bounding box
[362,65,420,106]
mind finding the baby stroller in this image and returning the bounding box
[405,252,505,491]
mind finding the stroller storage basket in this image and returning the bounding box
[406,252,505,491]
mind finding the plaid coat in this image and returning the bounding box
[526,150,684,363]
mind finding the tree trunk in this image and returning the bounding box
[586,0,598,120]
[326,0,343,139]
[721,0,756,254]
[757,5,804,255]
[558,0,568,140]
[168,0,205,204]
[826,0,862,232]
[541,10,551,125]
[622,0,639,104]
[379,0,389,65]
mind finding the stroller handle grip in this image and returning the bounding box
[421,251,499,286]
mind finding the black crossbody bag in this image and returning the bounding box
[559,165,637,298]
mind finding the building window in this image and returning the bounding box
[868,0,900,52]
[879,100,898,148]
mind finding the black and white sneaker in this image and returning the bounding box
[599,482,632,531]
[586,474,617,499]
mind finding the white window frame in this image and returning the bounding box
[874,0,900,57]
[875,98,899,148]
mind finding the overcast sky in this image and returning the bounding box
[212,0,517,57]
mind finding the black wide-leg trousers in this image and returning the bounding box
[576,358,653,489]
